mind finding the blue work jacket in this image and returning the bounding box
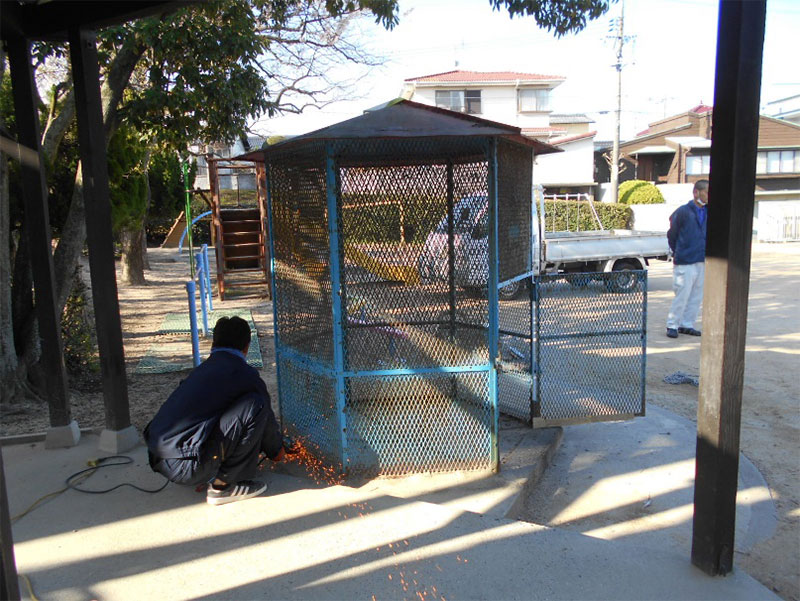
[144,349,280,460]
[668,200,707,265]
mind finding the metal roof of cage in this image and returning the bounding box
[236,99,561,161]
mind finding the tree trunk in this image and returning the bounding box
[141,149,152,271]
[120,226,146,285]
[0,63,23,403]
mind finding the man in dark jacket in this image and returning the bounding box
[666,179,709,338]
[144,316,284,505]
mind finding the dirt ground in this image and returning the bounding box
[1,243,798,599]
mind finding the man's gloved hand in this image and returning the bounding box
[271,447,286,462]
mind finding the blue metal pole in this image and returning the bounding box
[178,211,213,255]
[186,280,201,367]
[326,143,349,472]
[196,251,208,336]
[202,244,213,311]
[263,163,285,430]
[488,138,500,471]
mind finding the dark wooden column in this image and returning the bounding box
[68,27,131,432]
[691,0,766,576]
[0,447,20,601]
[6,35,72,428]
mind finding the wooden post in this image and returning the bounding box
[0,447,20,601]
[6,35,72,430]
[691,0,766,576]
[68,27,133,441]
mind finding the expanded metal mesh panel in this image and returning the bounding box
[267,136,501,476]
[278,357,341,466]
[497,140,533,283]
[269,147,334,362]
[337,139,489,372]
[345,372,492,476]
[498,289,533,422]
[535,272,646,422]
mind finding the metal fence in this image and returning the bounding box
[266,137,501,477]
[265,134,647,477]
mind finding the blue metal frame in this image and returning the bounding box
[488,138,500,470]
[178,210,212,254]
[641,272,648,413]
[186,280,201,367]
[263,165,286,427]
[498,269,536,289]
[325,144,350,469]
[344,364,491,378]
[279,345,336,377]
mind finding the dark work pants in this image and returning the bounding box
[151,395,275,487]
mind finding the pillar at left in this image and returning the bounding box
[7,35,78,447]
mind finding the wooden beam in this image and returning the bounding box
[691,0,766,576]
[68,27,131,431]
[6,34,71,427]
[0,447,20,601]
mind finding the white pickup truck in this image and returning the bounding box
[418,191,671,299]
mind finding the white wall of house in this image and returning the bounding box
[410,86,552,129]
[534,137,595,186]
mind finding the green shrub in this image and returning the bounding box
[618,180,665,205]
[339,195,633,243]
[543,200,632,230]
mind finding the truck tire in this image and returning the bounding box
[607,260,641,293]
[499,279,523,301]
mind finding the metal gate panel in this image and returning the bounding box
[533,271,647,426]
[344,371,492,477]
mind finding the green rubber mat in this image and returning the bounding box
[156,308,256,335]
[135,309,263,374]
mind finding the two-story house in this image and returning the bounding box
[605,105,800,241]
[401,70,597,197]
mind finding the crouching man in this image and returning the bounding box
[144,316,285,505]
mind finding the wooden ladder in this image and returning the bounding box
[208,157,271,300]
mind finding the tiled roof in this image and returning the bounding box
[549,113,594,124]
[549,131,597,145]
[689,104,713,114]
[521,126,568,136]
[405,70,564,83]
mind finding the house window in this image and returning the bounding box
[518,88,551,112]
[435,90,481,114]
[686,154,711,175]
[756,150,800,174]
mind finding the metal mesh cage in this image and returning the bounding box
[269,144,335,364]
[267,136,505,477]
[533,271,647,424]
[345,372,492,476]
[497,139,533,284]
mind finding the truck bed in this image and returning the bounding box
[543,229,670,264]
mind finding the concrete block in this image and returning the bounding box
[44,420,81,449]
[98,426,140,454]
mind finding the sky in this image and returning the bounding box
[251,0,800,142]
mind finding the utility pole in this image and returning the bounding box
[609,0,625,204]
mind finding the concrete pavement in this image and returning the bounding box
[3,407,779,601]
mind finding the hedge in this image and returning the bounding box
[543,200,632,231]
[618,180,665,205]
[338,194,633,243]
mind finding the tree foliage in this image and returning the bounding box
[490,0,614,36]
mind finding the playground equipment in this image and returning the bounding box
[207,157,271,299]
[253,100,648,479]
[185,244,213,367]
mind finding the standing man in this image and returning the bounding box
[666,179,709,338]
[144,316,285,505]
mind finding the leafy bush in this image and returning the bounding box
[618,180,665,205]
